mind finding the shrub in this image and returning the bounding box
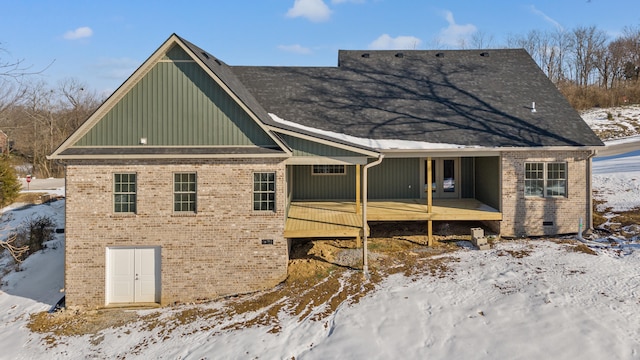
[0,155,21,207]
[9,215,57,261]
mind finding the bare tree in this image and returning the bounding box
[594,45,612,89]
[57,77,100,136]
[469,31,495,49]
[0,233,29,264]
[550,29,572,83]
[5,78,100,177]
[20,81,59,177]
[570,26,608,87]
[0,45,30,124]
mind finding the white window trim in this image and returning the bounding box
[173,172,197,213]
[311,164,346,176]
[253,172,276,212]
[524,162,567,198]
[113,172,137,213]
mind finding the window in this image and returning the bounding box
[174,173,196,212]
[525,162,566,197]
[253,172,275,211]
[312,164,345,175]
[114,173,136,213]
[546,163,567,197]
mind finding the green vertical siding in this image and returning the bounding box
[280,134,365,157]
[164,44,192,60]
[461,157,474,198]
[75,47,275,147]
[475,157,500,210]
[292,165,356,200]
[369,158,421,199]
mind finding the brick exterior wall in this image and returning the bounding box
[500,150,592,237]
[64,158,288,308]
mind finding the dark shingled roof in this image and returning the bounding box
[177,35,276,129]
[232,49,604,148]
[177,35,377,154]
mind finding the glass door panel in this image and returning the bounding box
[424,158,459,199]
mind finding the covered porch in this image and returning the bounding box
[285,154,503,244]
[284,198,501,239]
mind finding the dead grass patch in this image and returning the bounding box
[611,208,640,227]
[592,199,610,228]
[566,243,598,256]
[28,309,139,347]
[497,249,532,258]
[14,192,48,204]
[550,239,598,256]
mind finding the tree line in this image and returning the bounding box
[0,75,100,178]
[1,24,640,178]
[503,25,640,109]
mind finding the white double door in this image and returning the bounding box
[108,247,160,304]
[424,158,459,199]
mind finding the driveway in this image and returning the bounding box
[19,177,65,192]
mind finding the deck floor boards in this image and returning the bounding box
[285,199,501,238]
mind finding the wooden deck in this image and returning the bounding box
[284,201,364,238]
[284,199,501,238]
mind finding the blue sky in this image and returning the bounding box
[1,0,638,94]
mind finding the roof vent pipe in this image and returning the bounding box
[531,102,537,113]
[361,53,370,58]
[435,52,444,58]
[395,52,404,58]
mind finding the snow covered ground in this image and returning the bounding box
[581,104,640,140]
[1,111,640,359]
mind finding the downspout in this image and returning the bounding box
[362,154,384,279]
[581,149,597,240]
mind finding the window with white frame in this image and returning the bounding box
[525,162,566,197]
[174,173,196,212]
[312,164,346,175]
[114,173,137,213]
[253,172,275,211]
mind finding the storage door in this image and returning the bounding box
[108,247,160,304]
[135,248,160,303]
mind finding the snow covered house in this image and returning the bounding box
[49,34,603,308]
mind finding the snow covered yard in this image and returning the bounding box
[4,232,640,359]
[2,109,640,358]
[581,104,640,140]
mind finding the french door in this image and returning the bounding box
[107,247,160,304]
[424,158,459,199]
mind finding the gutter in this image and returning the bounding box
[362,154,384,278]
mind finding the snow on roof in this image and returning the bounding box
[269,113,481,151]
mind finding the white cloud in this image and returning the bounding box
[63,26,93,40]
[437,10,477,47]
[277,44,312,55]
[286,0,332,22]
[331,0,365,3]
[529,5,564,31]
[368,34,422,50]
